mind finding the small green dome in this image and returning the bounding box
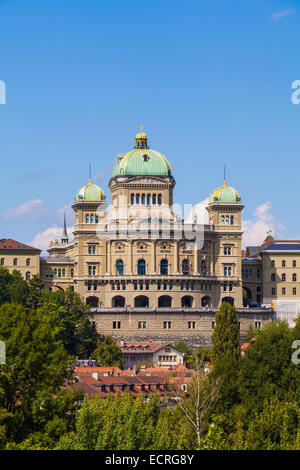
[112,128,172,177]
[75,179,105,202]
[209,182,240,203]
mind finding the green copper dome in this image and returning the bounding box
[75,179,105,202]
[112,128,172,177]
[209,182,240,203]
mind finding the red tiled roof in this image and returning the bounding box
[74,366,122,374]
[120,341,170,353]
[0,238,40,252]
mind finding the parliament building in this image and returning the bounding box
[1,129,275,346]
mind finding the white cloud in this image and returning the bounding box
[3,199,47,220]
[242,201,284,248]
[185,198,209,224]
[29,226,73,253]
[270,8,295,22]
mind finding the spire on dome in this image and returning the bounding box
[135,126,148,149]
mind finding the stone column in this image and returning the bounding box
[106,240,111,275]
[174,241,179,274]
[194,243,199,275]
[152,241,156,274]
[128,240,133,275]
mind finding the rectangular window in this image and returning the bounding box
[188,321,196,329]
[212,321,215,329]
[113,321,121,329]
[138,321,146,329]
[255,321,261,329]
[134,281,137,290]
[293,288,297,295]
[230,215,234,225]
[271,287,276,295]
[163,321,171,329]
[257,269,260,279]
[221,215,225,224]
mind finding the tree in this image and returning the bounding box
[211,302,240,410]
[58,392,186,450]
[243,399,300,450]
[0,302,77,445]
[239,320,300,414]
[92,336,123,367]
[0,267,12,305]
[173,356,220,449]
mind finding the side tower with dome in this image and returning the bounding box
[206,180,244,308]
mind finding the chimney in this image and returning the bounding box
[132,364,137,377]
[110,369,114,376]
[92,371,99,381]
[119,338,124,346]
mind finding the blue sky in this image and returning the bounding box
[0,0,299,250]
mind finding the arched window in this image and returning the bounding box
[116,259,124,275]
[158,295,172,307]
[152,194,156,205]
[13,258,17,266]
[86,214,89,224]
[202,296,211,307]
[282,260,286,267]
[131,194,134,205]
[282,273,286,282]
[182,259,190,275]
[141,193,145,205]
[160,259,168,275]
[293,260,297,268]
[90,214,94,224]
[182,295,193,307]
[58,268,62,278]
[137,259,146,275]
[136,194,140,205]
[271,273,276,282]
[62,268,66,278]
[293,273,297,282]
[26,258,31,266]
[293,287,297,295]
[25,271,31,281]
[134,295,149,307]
[112,296,125,307]
[147,193,151,205]
[93,266,96,276]
[54,269,57,278]
[158,194,162,205]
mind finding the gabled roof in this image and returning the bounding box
[0,238,40,252]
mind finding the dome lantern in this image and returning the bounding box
[135,126,148,149]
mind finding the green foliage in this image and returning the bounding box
[212,302,240,410]
[0,302,82,447]
[92,336,123,367]
[58,392,187,450]
[239,320,300,413]
[243,399,300,450]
